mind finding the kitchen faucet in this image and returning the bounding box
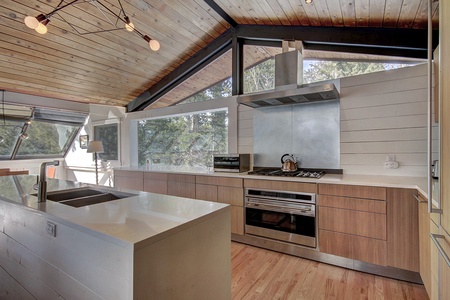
[38,160,60,203]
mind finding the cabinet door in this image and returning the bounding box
[430,219,439,300]
[418,196,431,296]
[114,170,143,190]
[386,188,419,272]
[196,184,217,202]
[439,231,450,300]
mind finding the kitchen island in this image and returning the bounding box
[0,175,231,299]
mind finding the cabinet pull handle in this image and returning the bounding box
[430,233,450,267]
[427,0,442,214]
[413,194,426,203]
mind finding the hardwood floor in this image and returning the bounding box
[231,242,428,300]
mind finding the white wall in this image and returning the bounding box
[237,63,431,177]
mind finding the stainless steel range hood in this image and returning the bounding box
[238,50,340,108]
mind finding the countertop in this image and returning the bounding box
[114,166,429,198]
[0,175,229,250]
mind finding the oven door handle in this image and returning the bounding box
[246,202,314,216]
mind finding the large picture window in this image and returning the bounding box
[138,109,228,172]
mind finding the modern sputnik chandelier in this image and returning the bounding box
[24,0,160,51]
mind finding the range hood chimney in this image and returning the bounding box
[238,50,340,108]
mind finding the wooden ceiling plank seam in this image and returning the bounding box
[312,0,334,27]
[265,1,292,26]
[383,0,404,27]
[0,67,130,100]
[213,0,257,25]
[0,77,120,104]
[397,0,422,28]
[183,0,231,31]
[369,0,387,27]
[254,0,284,26]
[301,1,324,27]
[355,0,370,26]
[276,0,302,26]
[0,39,152,88]
[339,0,357,27]
[0,58,139,97]
[325,0,345,27]
[411,0,437,29]
[236,0,273,26]
[286,0,312,27]
[132,0,221,42]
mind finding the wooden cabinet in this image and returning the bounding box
[196,175,244,235]
[114,170,144,191]
[386,188,419,272]
[418,193,431,296]
[438,230,450,300]
[167,174,196,199]
[318,184,387,266]
[143,172,168,194]
[244,178,317,194]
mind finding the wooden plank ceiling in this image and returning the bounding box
[0,0,439,109]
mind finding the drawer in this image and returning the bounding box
[196,184,218,202]
[167,174,196,183]
[144,172,168,181]
[319,206,386,240]
[218,186,243,206]
[318,184,386,200]
[144,179,168,194]
[244,179,317,194]
[318,195,386,214]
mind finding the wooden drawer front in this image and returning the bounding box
[144,172,168,181]
[244,179,317,194]
[114,175,143,191]
[218,186,244,206]
[231,206,244,235]
[318,184,386,200]
[167,182,196,199]
[217,177,242,188]
[352,235,387,266]
[195,184,218,202]
[319,230,352,259]
[318,195,386,214]
[167,174,196,183]
[196,175,218,185]
[319,230,387,266]
[319,207,386,240]
[144,179,168,195]
[114,170,143,179]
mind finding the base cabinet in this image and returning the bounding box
[318,184,387,266]
[114,170,144,191]
[418,193,431,296]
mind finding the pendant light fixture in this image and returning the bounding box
[24,0,160,51]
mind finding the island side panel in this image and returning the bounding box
[0,200,134,299]
[133,207,231,300]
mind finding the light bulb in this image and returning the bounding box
[125,22,135,32]
[305,0,313,3]
[24,16,39,29]
[35,23,48,34]
[149,39,160,51]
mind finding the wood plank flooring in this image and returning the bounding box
[231,242,428,300]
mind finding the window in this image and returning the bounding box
[150,49,232,108]
[0,104,86,160]
[94,123,119,161]
[137,109,228,172]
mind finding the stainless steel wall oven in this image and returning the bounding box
[244,188,317,248]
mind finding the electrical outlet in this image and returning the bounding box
[384,161,399,169]
[46,221,56,237]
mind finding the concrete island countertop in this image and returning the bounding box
[0,175,229,250]
[114,166,429,198]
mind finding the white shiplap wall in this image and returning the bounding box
[238,63,432,177]
[340,63,431,176]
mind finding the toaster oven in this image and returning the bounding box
[213,154,250,173]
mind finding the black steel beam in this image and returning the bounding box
[235,25,439,51]
[127,28,234,112]
[231,37,243,95]
[128,25,438,111]
[204,0,238,28]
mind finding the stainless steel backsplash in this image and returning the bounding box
[253,99,340,168]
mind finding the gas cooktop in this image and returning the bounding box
[248,168,326,178]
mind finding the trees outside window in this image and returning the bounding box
[138,110,228,171]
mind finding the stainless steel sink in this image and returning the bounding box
[41,187,138,207]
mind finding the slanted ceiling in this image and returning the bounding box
[0,0,439,109]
